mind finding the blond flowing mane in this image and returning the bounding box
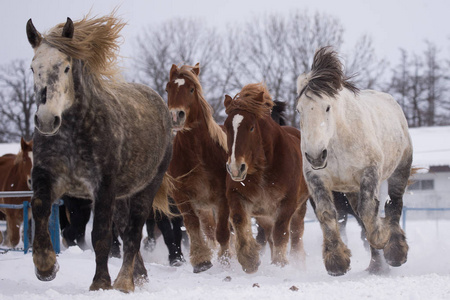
[178,65,228,152]
[43,12,125,91]
[226,83,274,119]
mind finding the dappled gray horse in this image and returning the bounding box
[296,46,412,276]
[26,14,173,292]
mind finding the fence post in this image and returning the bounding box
[49,202,61,254]
[23,201,29,254]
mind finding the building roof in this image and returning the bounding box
[409,126,450,170]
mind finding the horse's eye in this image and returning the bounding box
[190,88,194,93]
[64,66,70,73]
[250,126,254,132]
[326,105,330,112]
[30,67,34,73]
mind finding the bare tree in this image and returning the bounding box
[422,41,448,126]
[0,59,35,142]
[344,34,388,90]
[133,18,221,97]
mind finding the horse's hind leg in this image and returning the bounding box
[383,158,411,267]
[306,173,351,276]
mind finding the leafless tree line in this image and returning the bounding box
[0,10,449,142]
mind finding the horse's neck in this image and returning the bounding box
[186,107,227,152]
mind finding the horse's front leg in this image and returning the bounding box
[357,166,390,250]
[228,192,261,273]
[176,198,213,273]
[289,200,308,267]
[272,194,301,267]
[31,167,59,281]
[215,197,231,264]
[89,176,115,291]
[306,172,351,276]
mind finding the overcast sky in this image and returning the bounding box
[1,0,449,71]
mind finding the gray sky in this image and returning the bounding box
[1,0,449,70]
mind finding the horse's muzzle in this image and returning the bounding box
[226,162,247,182]
[170,108,186,130]
[305,149,328,170]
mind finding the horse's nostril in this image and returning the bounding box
[322,149,328,160]
[178,111,185,119]
[53,116,61,129]
[305,152,311,161]
[240,163,246,173]
[34,115,40,128]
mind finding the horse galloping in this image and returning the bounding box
[296,46,412,276]
[224,83,309,273]
[0,138,33,248]
[26,14,173,292]
[166,63,231,273]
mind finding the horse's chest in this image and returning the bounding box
[240,182,284,216]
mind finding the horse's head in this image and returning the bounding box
[27,18,76,136]
[295,73,335,170]
[15,137,33,190]
[224,87,272,181]
[166,63,201,131]
[295,47,357,171]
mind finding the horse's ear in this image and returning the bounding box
[224,95,233,108]
[169,64,178,80]
[192,63,200,76]
[255,92,265,103]
[26,19,42,49]
[62,17,74,39]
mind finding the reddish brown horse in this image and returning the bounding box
[223,83,309,273]
[166,63,231,273]
[0,138,33,247]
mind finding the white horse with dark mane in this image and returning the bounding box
[296,46,412,276]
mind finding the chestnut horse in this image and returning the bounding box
[166,63,231,273]
[223,83,309,273]
[0,138,33,248]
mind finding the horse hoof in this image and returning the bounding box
[193,261,213,273]
[242,260,261,274]
[170,255,186,267]
[35,262,59,281]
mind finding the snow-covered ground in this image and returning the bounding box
[1,217,450,300]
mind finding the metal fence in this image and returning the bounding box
[0,191,61,254]
[402,206,450,231]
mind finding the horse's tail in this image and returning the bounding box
[152,173,176,217]
[407,166,424,186]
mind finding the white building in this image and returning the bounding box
[380,126,450,219]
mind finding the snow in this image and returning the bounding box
[1,218,450,300]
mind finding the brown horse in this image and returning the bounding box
[0,137,33,247]
[223,83,309,273]
[166,63,231,273]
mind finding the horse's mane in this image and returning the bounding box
[178,64,228,152]
[226,83,274,119]
[300,46,359,98]
[43,12,125,92]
